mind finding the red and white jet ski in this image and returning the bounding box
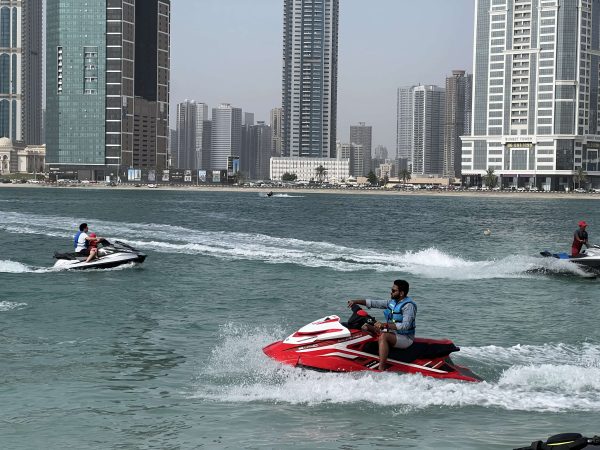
[263,306,482,382]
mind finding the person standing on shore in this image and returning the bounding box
[347,279,416,371]
[572,221,590,257]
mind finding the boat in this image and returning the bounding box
[53,240,146,270]
[263,305,481,382]
[540,244,600,272]
[514,433,600,450]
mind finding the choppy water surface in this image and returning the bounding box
[1,187,599,449]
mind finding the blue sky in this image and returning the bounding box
[170,0,475,152]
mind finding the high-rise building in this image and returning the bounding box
[270,107,283,157]
[463,0,600,190]
[397,85,445,176]
[194,103,209,170]
[175,100,196,170]
[46,0,170,180]
[443,70,472,178]
[373,145,388,160]
[282,0,339,158]
[210,103,241,170]
[246,122,273,180]
[350,122,372,176]
[0,0,42,145]
[396,86,417,169]
[174,100,208,170]
[244,112,255,126]
[337,142,365,178]
[413,85,445,175]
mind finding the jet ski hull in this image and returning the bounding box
[263,315,481,382]
[53,241,146,270]
[540,247,600,272]
[53,252,146,270]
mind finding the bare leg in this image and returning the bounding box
[378,332,397,371]
[85,248,97,263]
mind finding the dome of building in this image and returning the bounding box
[0,137,12,148]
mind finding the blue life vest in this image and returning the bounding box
[383,297,417,335]
[73,231,88,250]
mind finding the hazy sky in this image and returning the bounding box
[170,0,475,153]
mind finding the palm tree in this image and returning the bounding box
[367,171,378,185]
[315,165,327,183]
[399,169,411,185]
[573,167,588,189]
[482,167,498,189]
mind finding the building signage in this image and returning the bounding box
[506,142,532,148]
[502,136,537,144]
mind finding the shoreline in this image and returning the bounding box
[2,182,600,200]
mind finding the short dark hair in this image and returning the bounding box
[79,223,88,231]
[393,279,409,295]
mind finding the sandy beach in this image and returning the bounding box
[2,181,600,200]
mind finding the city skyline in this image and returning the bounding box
[170,0,474,153]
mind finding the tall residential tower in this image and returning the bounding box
[350,122,372,176]
[396,85,446,176]
[443,70,472,178]
[463,0,600,189]
[281,0,339,158]
[46,0,170,180]
[0,0,42,144]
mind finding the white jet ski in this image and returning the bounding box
[540,244,600,273]
[53,240,146,270]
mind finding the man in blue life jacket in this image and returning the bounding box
[347,279,416,371]
[73,223,104,263]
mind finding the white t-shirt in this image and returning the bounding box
[75,232,89,252]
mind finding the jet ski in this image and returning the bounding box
[263,305,482,382]
[540,244,600,272]
[514,433,600,450]
[53,240,146,270]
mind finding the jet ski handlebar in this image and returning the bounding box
[513,433,600,450]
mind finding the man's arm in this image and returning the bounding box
[348,299,388,309]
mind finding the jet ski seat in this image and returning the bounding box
[362,339,460,363]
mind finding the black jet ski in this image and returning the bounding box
[53,240,146,270]
[514,432,600,450]
[540,244,600,272]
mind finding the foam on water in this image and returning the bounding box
[0,301,27,311]
[0,210,592,279]
[191,325,600,412]
[0,259,52,273]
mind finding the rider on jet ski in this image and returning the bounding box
[74,223,105,263]
[347,279,416,371]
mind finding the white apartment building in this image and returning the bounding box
[270,157,349,182]
[463,0,600,190]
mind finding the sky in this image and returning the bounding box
[170,0,475,153]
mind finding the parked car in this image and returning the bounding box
[574,188,586,193]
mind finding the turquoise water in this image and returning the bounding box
[1,187,599,449]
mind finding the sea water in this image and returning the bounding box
[1,187,599,449]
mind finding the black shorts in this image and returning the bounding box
[77,248,91,256]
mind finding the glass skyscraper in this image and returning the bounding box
[281,0,339,158]
[46,0,170,181]
[0,0,42,145]
[463,0,600,190]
